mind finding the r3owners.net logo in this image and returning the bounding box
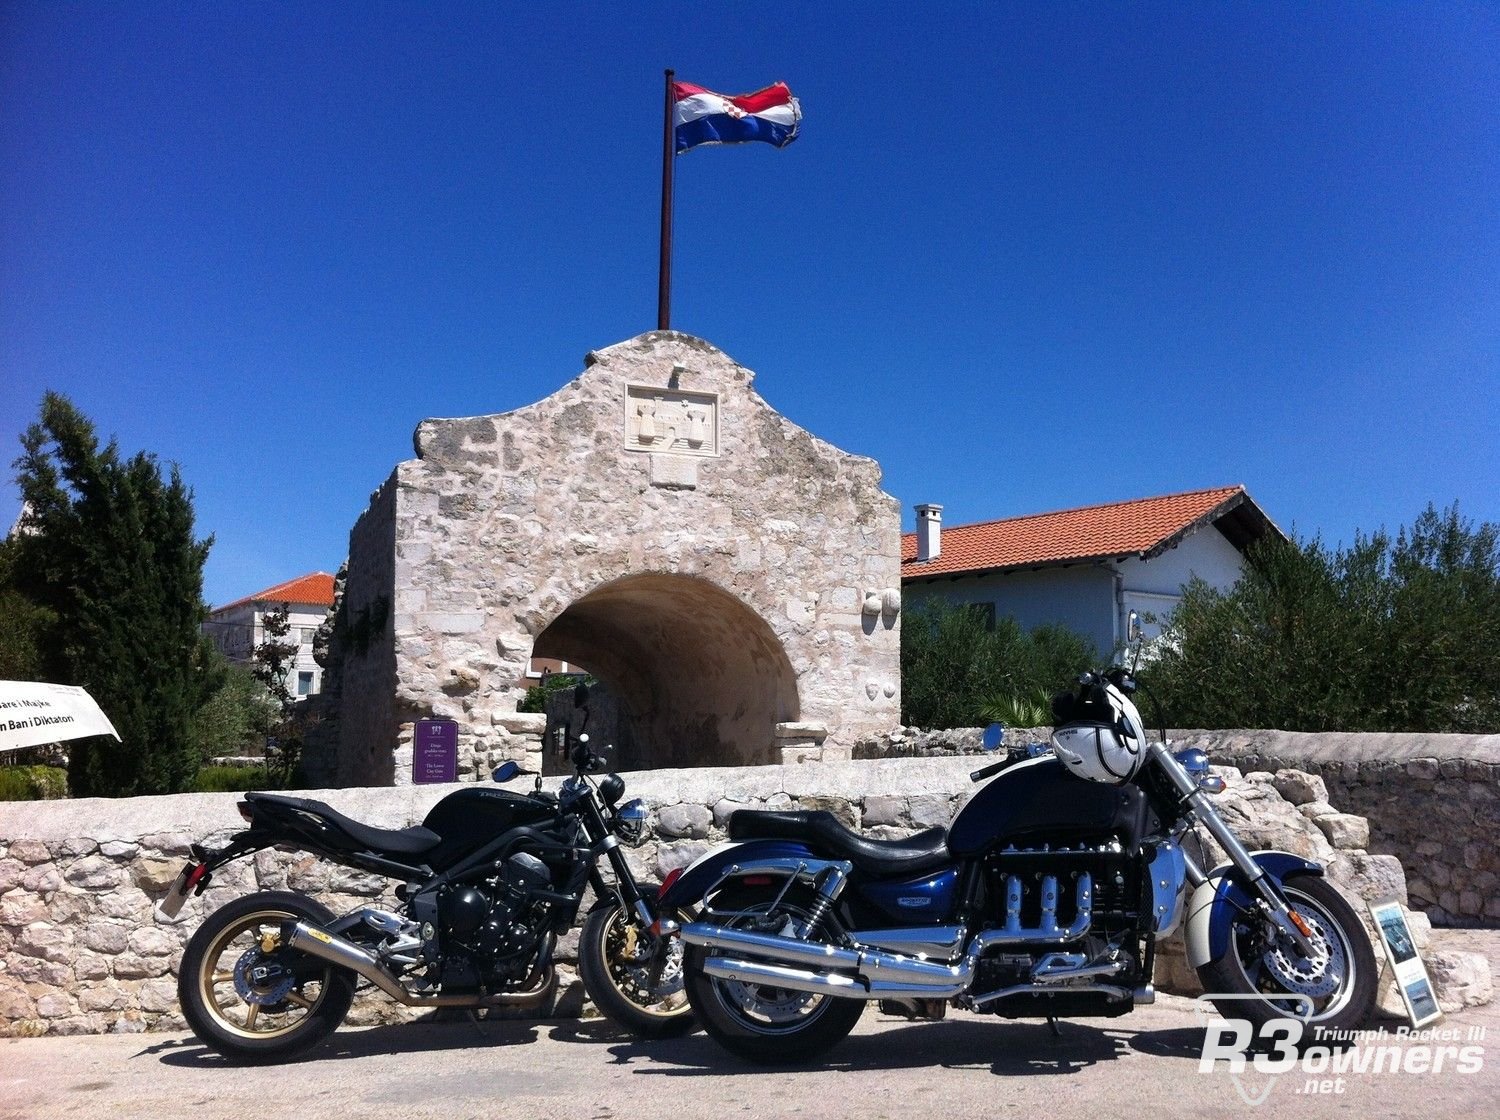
[1195,995,1486,1107]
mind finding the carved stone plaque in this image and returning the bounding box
[624,385,719,457]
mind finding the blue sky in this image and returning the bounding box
[3,2,1496,608]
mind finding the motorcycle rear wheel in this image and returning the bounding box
[179,891,355,1063]
[1196,874,1377,1037]
[684,886,864,1064]
[578,899,696,1038]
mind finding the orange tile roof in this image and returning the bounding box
[902,486,1257,579]
[213,571,336,613]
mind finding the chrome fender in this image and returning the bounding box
[1184,849,1324,969]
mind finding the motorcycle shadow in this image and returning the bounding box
[148,1015,548,1068]
[556,1014,1208,1077]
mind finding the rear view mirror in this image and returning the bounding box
[981,724,1005,751]
[492,761,520,783]
[1127,610,1142,644]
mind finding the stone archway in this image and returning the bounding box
[532,573,799,769]
[327,332,904,786]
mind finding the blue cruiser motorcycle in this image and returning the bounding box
[658,647,1377,1063]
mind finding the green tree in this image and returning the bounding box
[252,603,304,784]
[191,656,278,762]
[901,602,1096,729]
[0,537,55,680]
[1144,504,1500,733]
[10,392,221,796]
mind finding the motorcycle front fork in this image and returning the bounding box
[1151,741,1317,957]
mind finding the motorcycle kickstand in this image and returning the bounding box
[1046,1015,1062,1038]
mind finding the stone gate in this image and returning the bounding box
[320,332,902,784]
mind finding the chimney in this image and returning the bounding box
[915,503,943,562]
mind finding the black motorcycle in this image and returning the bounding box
[156,686,692,1061]
[658,625,1377,1063]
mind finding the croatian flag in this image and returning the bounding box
[672,80,801,154]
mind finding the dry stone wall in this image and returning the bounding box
[1179,730,1500,927]
[1,757,1490,1038]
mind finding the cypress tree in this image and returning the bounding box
[11,392,220,796]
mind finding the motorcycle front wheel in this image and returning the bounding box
[578,899,696,1038]
[179,891,355,1063]
[683,886,864,1064]
[1196,874,1377,1036]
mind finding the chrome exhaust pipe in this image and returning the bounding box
[700,955,969,1000]
[682,871,1095,997]
[287,921,556,1010]
[699,956,1137,1007]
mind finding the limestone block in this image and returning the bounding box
[655,804,712,840]
[1314,813,1370,850]
[21,866,62,894]
[7,840,51,865]
[0,859,24,893]
[99,840,139,860]
[654,842,712,879]
[34,992,73,1019]
[1330,852,1408,907]
[908,795,954,830]
[16,924,72,964]
[1270,769,1327,806]
[711,799,752,830]
[1405,758,1441,780]
[73,955,111,982]
[111,954,170,979]
[77,922,129,955]
[862,796,905,827]
[139,833,194,857]
[1426,950,1494,1012]
[63,857,121,890]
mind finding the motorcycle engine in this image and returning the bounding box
[436,851,554,988]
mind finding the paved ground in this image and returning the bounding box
[3,931,1496,1120]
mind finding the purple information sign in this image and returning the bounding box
[413,719,458,784]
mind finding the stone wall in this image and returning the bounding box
[1180,730,1500,927]
[857,726,1500,929]
[1,756,1490,1038]
[328,332,904,784]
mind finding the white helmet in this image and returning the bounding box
[1050,680,1147,785]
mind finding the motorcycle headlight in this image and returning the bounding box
[614,799,649,846]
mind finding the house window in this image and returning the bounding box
[297,671,315,697]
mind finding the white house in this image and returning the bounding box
[203,572,336,698]
[900,486,1284,657]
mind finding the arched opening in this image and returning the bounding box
[531,573,800,769]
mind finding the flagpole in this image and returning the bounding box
[658,68,675,331]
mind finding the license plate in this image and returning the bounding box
[153,862,202,923]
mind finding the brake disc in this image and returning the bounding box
[1261,910,1344,998]
[233,949,298,1006]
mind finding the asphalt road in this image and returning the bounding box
[4,983,1497,1120]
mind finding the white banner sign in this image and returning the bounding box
[0,681,120,753]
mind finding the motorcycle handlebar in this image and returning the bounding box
[970,758,1010,783]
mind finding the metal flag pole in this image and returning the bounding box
[658,68,675,331]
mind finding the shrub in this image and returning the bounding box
[901,603,1095,730]
[190,764,294,793]
[0,765,69,801]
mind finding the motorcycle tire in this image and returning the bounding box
[683,885,864,1064]
[179,891,356,1063]
[578,899,696,1038]
[1196,874,1378,1038]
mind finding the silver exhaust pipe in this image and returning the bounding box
[682,871,1096,1000]
[286,921,556,1010]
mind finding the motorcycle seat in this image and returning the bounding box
[728,810,951,877]
[244,792,442,856]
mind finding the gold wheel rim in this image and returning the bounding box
[197,908,331,1041]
